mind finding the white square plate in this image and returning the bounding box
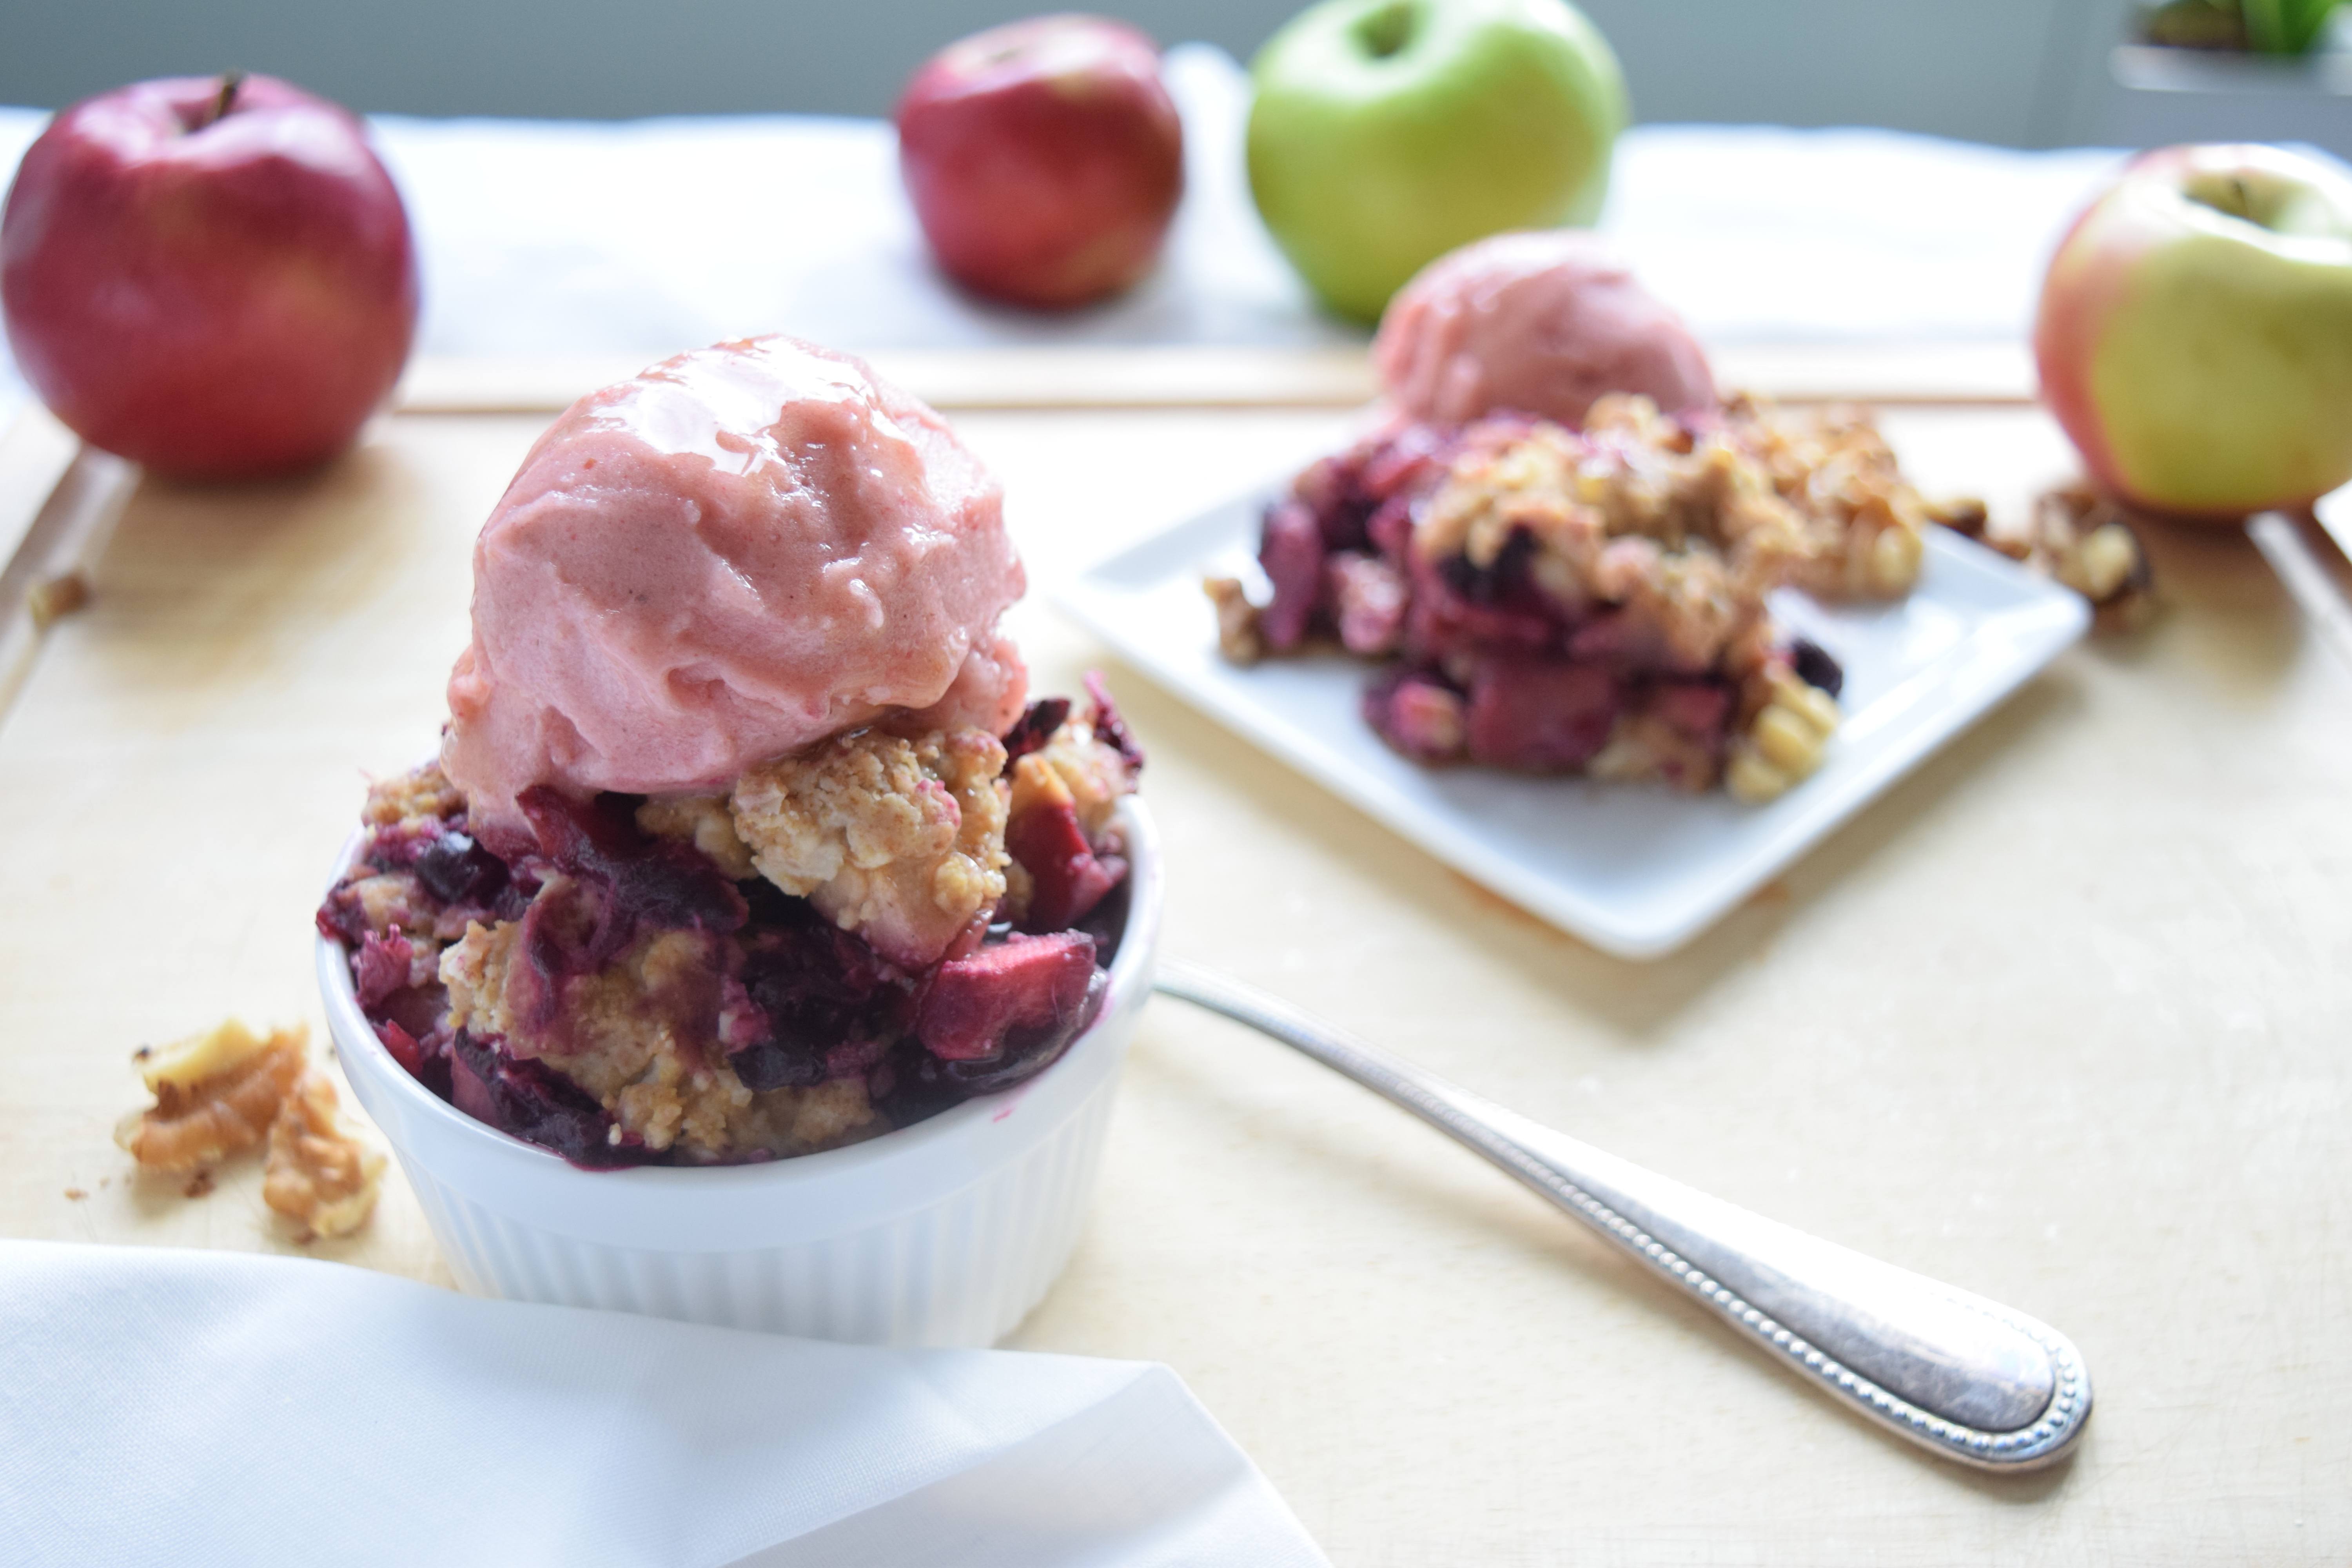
[1056,487,2090,959]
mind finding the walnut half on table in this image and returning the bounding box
[1931,486,2157,631]
[115,1019,387,1240]
[265,1066,390,1241]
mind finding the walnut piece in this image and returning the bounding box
[1935,483,2155,631]
[116,1018,387,1241]
[1203,575,1265,665]
[2028,485,2157,631]
[116,1021,308,1173]
[263,1067,388,1241]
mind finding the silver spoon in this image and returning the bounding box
[1152,956,2092,1472]
[2247,509,2352,675]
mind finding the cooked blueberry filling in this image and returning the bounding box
[449,1028,629,1168]
[414,830,507,906]
[1001,696,1071,763]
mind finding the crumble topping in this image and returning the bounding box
[636,794,760,880]
[1726,670,1844,804]
[731,726,1010,969]
[440,914,881,1160]
[363,762,466,827]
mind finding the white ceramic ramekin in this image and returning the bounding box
[319,798,1160,1347]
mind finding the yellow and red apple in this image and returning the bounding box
[2034,143,2352,520]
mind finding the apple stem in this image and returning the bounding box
[197,71,245,131]
[1354,0,1420,58]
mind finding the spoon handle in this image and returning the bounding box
[1153,957,2091,1471]
[2248,511,2352,675]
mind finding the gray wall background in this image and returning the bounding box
[2,0,2344,151]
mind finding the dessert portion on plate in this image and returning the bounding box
[1212,230,1961,803]
[318,337,1142,1167]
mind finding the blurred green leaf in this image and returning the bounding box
[2238,0,2340,53]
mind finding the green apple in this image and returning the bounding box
[1247,0,1628,323]
[2033,143,2352,520]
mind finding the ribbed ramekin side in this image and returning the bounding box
[389,1054,1125,1347]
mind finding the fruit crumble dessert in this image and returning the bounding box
[317,336,1145,1167]
[1210,392,1942,802]
[320,689,1141,1168]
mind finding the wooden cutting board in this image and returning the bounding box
[1,359,2346,1566]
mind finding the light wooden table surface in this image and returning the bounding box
[2,352,2346,1565]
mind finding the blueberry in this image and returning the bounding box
[1791,637,1844,699]
[415,830,508,906]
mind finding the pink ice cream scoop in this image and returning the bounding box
[1374,230,1716,428]
[442,336,1028,848]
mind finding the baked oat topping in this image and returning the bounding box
[636,794,760,881]
[363,762,466,827]
[440,912,883,1161]
[731,726,1011,970]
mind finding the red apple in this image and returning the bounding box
[896,15,1184,310]
[2034,143,2352,521]
[1,72,419,481]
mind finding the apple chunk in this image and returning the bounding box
[916,932,1099,1063]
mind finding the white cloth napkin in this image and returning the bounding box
[358,43,1339,359]
[0,1239,1328,1568]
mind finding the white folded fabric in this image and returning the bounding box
[0,1240,1328,1568]
[0,43,2150,390]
